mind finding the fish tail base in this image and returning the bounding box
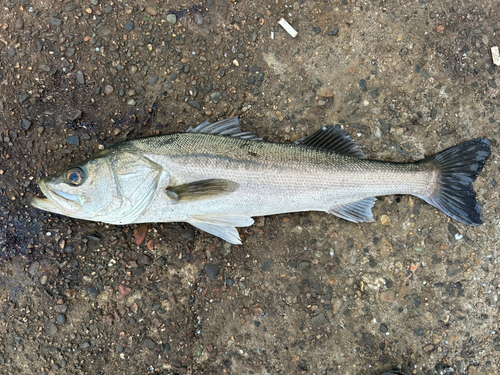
[417,138,491,226]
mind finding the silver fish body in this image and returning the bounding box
[31,117,491,244]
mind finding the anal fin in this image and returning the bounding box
[187,214,254,244]
[329,197,377,223]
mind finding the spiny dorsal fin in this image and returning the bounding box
[186,117,262,141]
[296,125,365,159]
[329,197,377,222]
[166,179,239,202]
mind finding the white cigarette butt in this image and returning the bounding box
[491,46,500,66]
[278,18,298,38]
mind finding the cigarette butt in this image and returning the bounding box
[278,18,298,38]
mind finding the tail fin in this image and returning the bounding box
[418,138,491,226]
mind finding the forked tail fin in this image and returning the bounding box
[418,138,491,225]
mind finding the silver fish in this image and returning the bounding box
[31,117,491,244]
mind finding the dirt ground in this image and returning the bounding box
[0,0,499,374]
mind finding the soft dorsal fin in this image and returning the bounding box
[186,117,262,141]
[296,125,365,159]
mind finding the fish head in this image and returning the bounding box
[31,146,165,223]
[31,148,120,219]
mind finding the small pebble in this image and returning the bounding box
[359,79,368,91]
[124,20,134,32]
[56,314,66,325]
[104,85,114,95]
[66,136,79,146]
[166,14,177,24]
[380,215,391,226]
[328,28,339,36]
[51,17,62,26]
[44,322,58,336]
[312,26,321,34]
[194,12,203,25]
[205,264,220,281]
[145,339,156,349]
[76,70,85,84]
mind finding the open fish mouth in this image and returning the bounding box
[30,180,83,214]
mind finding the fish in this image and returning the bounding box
[31,117,491,244]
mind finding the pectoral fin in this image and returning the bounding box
[187,214,254,244]
[329,197,377,223]
[166,179,239,202]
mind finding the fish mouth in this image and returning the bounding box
[30,180,83,214]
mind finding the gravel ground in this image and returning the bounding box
[0,0,499,374]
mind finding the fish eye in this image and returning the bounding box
[66,168,85,186]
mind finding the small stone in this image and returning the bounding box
[56,314,66,325]
[87,287,100,299]
[149,75,159,85]
[51,17,62,26]
[38,126,45,135]
[81,342,90,349]
[146,6,158,16]
[124,20,134,32]
[194,12,203,25]
[104,85,114,95]
[188,100,200,109]
[28,262,40,275]
[380,215,391,226]
[76,70,85,84]
[66,47,75,56]
[328,28,339,36]
[66,109,82,121]
[19,93,30,103]
[310,312,327,326]
[436,25,445,34]
[261,260,274,271]
[487,79,497,89]
[127,99,136,106]
[205,264,220,281]
[15,17,24,29]
[414,328,425,336]
[166,14,177,24]
[380,291,395,302]
[145,339,156,349]
[66,136,80,146]
[359,79,368,91]
[380,323,388,333]
[248,76,256,84]
[134,224,148,245]
[293,2,300,10]
[207,91,222,104]
[119,284,132,297]
[22,118,31,130]
[317,87,334,97]
[312,26,321,34]
[44,322,57,336]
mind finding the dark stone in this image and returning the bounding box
[359,79,368,91]
[22,118,31,130]
[205,264,220,281]
[414,328,425,336]
[248,76,256,84]
[328,28,339,36]
[312,26,321,34]
[56,314,66,325]
[66,136,80,146]
[124,20,134,32]
[188,100,200,109]
[430,108,438,119]
[51,17,62,26]
[87,287,100,299]
[145,339,156,349]
[380,323,388,333]
[261,260,274,271]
